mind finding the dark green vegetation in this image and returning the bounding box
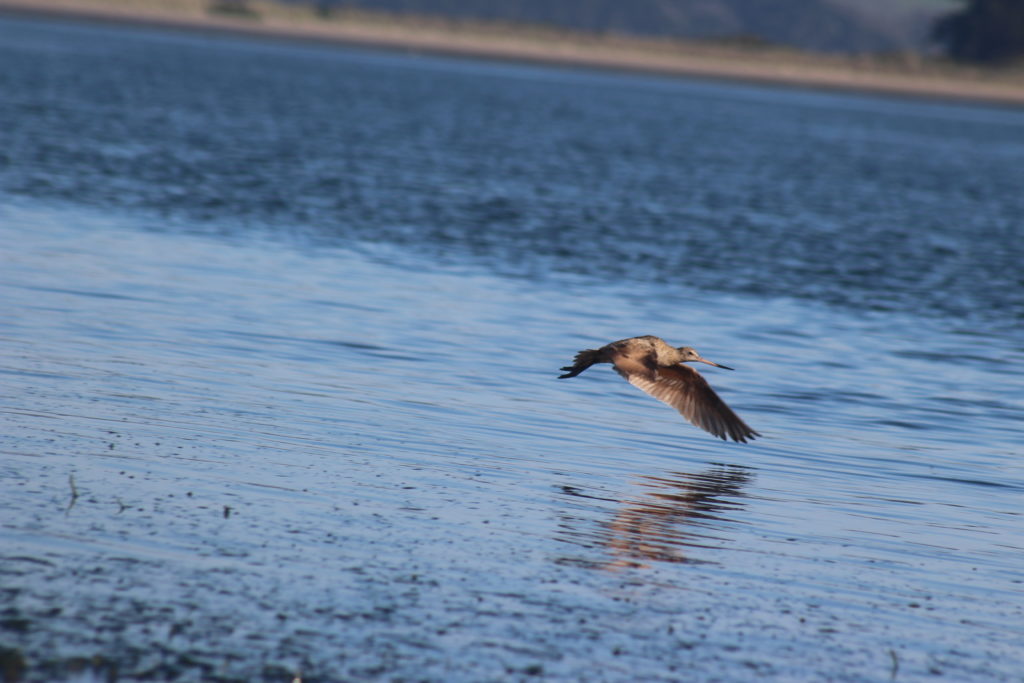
[932,0,1024,62]
[280,0,1024,63]
[283,0,955,53]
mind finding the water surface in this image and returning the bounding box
[1,14,1023,683]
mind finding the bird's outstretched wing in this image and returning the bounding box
[613,362,759,443]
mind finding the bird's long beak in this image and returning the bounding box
[697,357,734,371]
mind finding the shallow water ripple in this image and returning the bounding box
[2,15,1024,326]
[2,205,1022,681]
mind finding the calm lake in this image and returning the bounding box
[1,13,1022,683]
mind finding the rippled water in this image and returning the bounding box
[1,13,1023,683]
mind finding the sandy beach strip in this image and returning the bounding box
[2,0,1023,106]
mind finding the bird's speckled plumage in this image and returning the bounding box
[558,335,759,443]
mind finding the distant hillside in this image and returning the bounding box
[318,0,959,53]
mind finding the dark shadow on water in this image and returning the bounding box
[555,464,753,570]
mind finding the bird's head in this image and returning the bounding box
[676,346,734,370]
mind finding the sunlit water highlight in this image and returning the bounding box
[1,13,1023,683]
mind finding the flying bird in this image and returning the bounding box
[558,335,759,443]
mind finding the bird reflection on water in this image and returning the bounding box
[556,465,753,570]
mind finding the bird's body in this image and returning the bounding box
[559,335,759,443]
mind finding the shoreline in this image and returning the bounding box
[2,0,1023,107]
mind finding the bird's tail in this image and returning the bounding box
[558,349,604,379]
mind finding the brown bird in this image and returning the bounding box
[558,335,759,443]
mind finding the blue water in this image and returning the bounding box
[1,13,1022,683]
